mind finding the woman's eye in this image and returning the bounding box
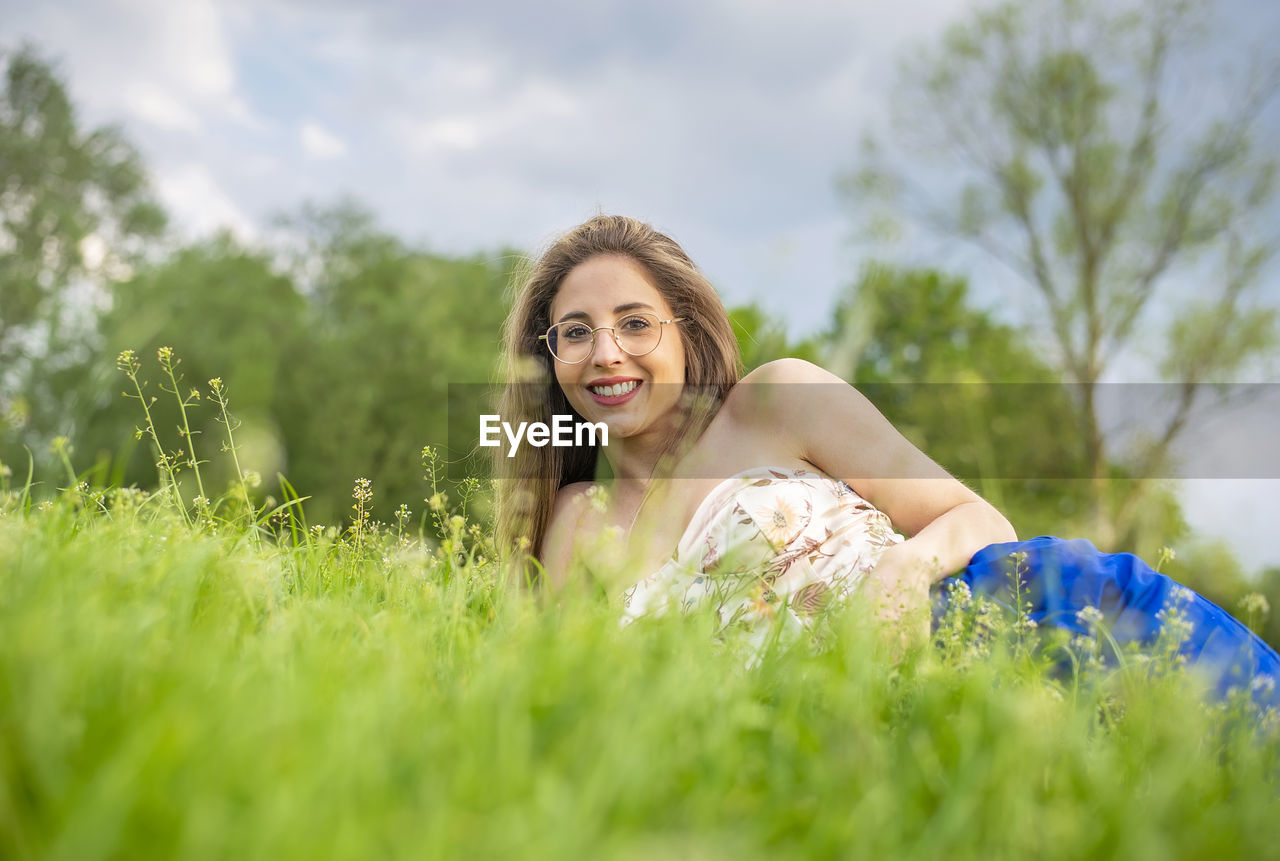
[562,324,591,341]
[620,316,653,331]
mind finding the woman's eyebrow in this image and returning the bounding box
[613,302,655,314]
[554,302,656,324]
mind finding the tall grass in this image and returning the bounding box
[1,350,1278,859]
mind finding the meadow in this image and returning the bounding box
[2,353,1279,860]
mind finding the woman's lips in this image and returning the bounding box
[587,380,642,406]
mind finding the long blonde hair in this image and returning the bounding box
[495,215,741,573]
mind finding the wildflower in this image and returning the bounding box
[1252,675,1276,696]
[1239,592,1270,618]
[585,483,609,514]
[116,349,140,374]
[352,477,372,503]
[946,578,972,608]
[428,492,446,513]
[1076,605,1105,632]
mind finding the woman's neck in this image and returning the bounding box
[598,415,683,483]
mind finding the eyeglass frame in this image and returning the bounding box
[538,313,686,365]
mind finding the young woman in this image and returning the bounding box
[495,214,1279,705]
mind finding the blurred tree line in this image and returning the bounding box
[846,0,1279,550]
[2,25,1279,643]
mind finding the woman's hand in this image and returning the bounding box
[862,543,939,660]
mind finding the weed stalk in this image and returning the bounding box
[157,347,208,514]
[117,349,188,523]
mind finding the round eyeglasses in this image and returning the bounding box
[539,312,685,365]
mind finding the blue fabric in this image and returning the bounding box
[933,536,1280,710]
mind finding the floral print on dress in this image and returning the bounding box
[621,466,905,640]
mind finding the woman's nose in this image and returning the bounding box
[591,329,626,365]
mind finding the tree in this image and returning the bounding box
[271,202,517,525]
[83,234,305,494]
[727,303,821,372]
[0,45,165,463]
[843,0,1279,547]
[819,265,1186,546]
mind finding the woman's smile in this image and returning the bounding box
[586,376,643,405]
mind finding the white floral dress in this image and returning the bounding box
[621,466,904,637]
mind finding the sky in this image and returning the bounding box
[2,0,1279,570]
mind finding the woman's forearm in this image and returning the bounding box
[880,499,1017,585]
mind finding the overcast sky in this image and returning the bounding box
[3,0,1278,569]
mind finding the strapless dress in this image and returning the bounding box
[621,466,1280,708]
[622,466,905,632]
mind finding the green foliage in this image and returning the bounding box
[1,482,1277,858]
[84,215,514,527]
[727,304,821,371]
[0,45,165,454]
[821,265,1115,542]
[75,236,303,502]
[844,0,1280,545]
[270,203,516,525]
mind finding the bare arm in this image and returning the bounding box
[735,359,1016,592]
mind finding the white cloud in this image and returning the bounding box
[300,122,347,159]
[123,80,202,133]
[401,117,482,152]
[153,162,255,241]
[387,76,577,158]
[119,0,239,105]
[0,0,257,133]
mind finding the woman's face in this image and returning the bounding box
[547,254,687,440]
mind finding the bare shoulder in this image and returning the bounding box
[741,357,838,385]
[546,481,602,536]
[724,358,864,425]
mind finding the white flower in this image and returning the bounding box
[1076,605,1105,631]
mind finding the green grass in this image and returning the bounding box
[2,482,1278,860]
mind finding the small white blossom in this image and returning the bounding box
[1076,605,1105,631]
